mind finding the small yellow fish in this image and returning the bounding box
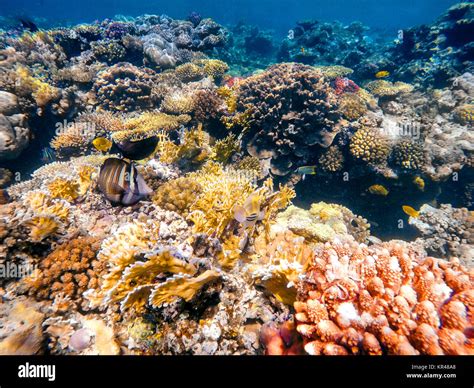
[375,70,390,78]
[92,137,112,152]
[402,205,420,218]
[301,47,305,54]
[368,184,389,196]
[295,165,316,180]
[413,176,425,191]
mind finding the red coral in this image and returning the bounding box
[334,77,360,95]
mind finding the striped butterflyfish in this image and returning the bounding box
[98,157,152,206]
[112,136,159,161]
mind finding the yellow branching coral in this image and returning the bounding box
[113,112,190,142]
[212,133,240,164]
[318,145,344,172]
[77,165,96,196]
[50,131,89,158]
[366,80,414,97]
[25,216,61,242]
[217,86,238,114]
[23,191,70,221]
[15,65,60,108]
[338,92,367,120]
[252,230,313,305]
[47,178,80,202]
[194,59,229,79]
[156,124,214,166]
[149,270,220,307]
[350,126,390,165]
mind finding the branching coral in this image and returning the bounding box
[174,62,204,82]
[390,140,425,170]
[252,230,313,305]
[212,133,240,164]
[23,237,104,308]
[318,145,345,173]
[350,126,390,166]
[295,236,473,355]
[232,63,345,176]
[47,178,80,202]
[153,177,202,216]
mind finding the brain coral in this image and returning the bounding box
[93,63,156,112]
[232,63,344,176]
[295,236,474,355]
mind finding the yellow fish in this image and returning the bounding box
[295,165,316,181]
[413,176,425,191]
[92,137,112,152]
[368,184,389,196]
[301,47,305,54]
[402,205,420,218]
[375,70,390,78]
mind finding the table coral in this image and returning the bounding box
[365,80,414,97]
[295,236,473,355]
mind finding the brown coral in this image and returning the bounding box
[318,146,345,172]
[350,126,390,165]
[23,236,104,307]
[390,140,425,170]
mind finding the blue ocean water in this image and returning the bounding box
[0,0,461,34]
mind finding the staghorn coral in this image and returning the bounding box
[365,80,414,98]
[232,63,345,176]
[212,133,240,164]
[410,204,474,268]
[295,236,473,355]
[153,177,202,216]
[318,145,345,173]
[93,63,156,112]
[390,139,425,170]
[23,237,104,309]
[350,126,390,166]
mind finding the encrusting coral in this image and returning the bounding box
[295,236,473,355]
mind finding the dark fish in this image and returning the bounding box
[0,189,10,205]
[18,17,39,32]
[350,219,359,227]
[112,136,158,161]
[98,157,152,206]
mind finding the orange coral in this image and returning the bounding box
[295,237,474,355]
[24,236,104,307]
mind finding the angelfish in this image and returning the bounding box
[98,157,152,206]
